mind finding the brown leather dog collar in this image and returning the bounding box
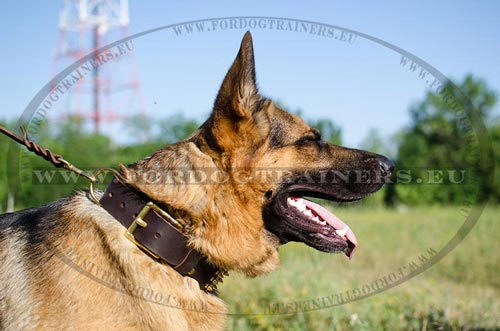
[99,177,226,293]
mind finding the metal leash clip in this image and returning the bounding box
[88,168,126,205]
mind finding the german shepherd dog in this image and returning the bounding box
[0,32,392,330]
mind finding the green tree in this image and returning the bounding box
[487,121,500,203]
[156,113,200,144]
[123,114,153,144]
[0,120,11,212]
[394,75,497,205]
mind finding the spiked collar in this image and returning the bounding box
[99,177,226,293]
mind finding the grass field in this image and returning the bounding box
[219,206,500,331]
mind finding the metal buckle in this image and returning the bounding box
[124,201,188,260]
[124,202,160,259]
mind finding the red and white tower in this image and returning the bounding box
[53,0,145,137]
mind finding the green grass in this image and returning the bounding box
[219,206,500,331]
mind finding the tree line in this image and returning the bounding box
[0,75,498,211]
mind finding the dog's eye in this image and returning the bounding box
[295,135,321,145]
[312,128,322,141]
[294,128,323,146]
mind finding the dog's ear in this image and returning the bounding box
[213,31,260,119]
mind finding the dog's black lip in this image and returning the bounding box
[284,190,362,203]
[280,184,365,204]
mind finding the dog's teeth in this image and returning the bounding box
[297,204,306,212]
[319,220,326,225]
[335,226,349,237]
[304,210,313,218]
[312,216,326,225]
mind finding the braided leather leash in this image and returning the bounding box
[0,125,97,183]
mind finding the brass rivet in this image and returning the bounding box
[108,192,114,198]
[120,202,126,208]
[154,232,161,239]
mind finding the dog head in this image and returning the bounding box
[124,32,393,277]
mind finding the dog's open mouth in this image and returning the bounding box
[263,164,391,260]
[286,195,357,259]
[263,183,368,260]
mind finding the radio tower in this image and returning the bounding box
[53,0,146,137]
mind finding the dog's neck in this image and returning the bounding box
[99,177,226,293]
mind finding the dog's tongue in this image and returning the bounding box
[303,199,358,259]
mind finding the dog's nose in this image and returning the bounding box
[377,156,394,177]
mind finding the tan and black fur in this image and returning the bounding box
[0,32,392,330]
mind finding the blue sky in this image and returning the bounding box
[0,1,498,149]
